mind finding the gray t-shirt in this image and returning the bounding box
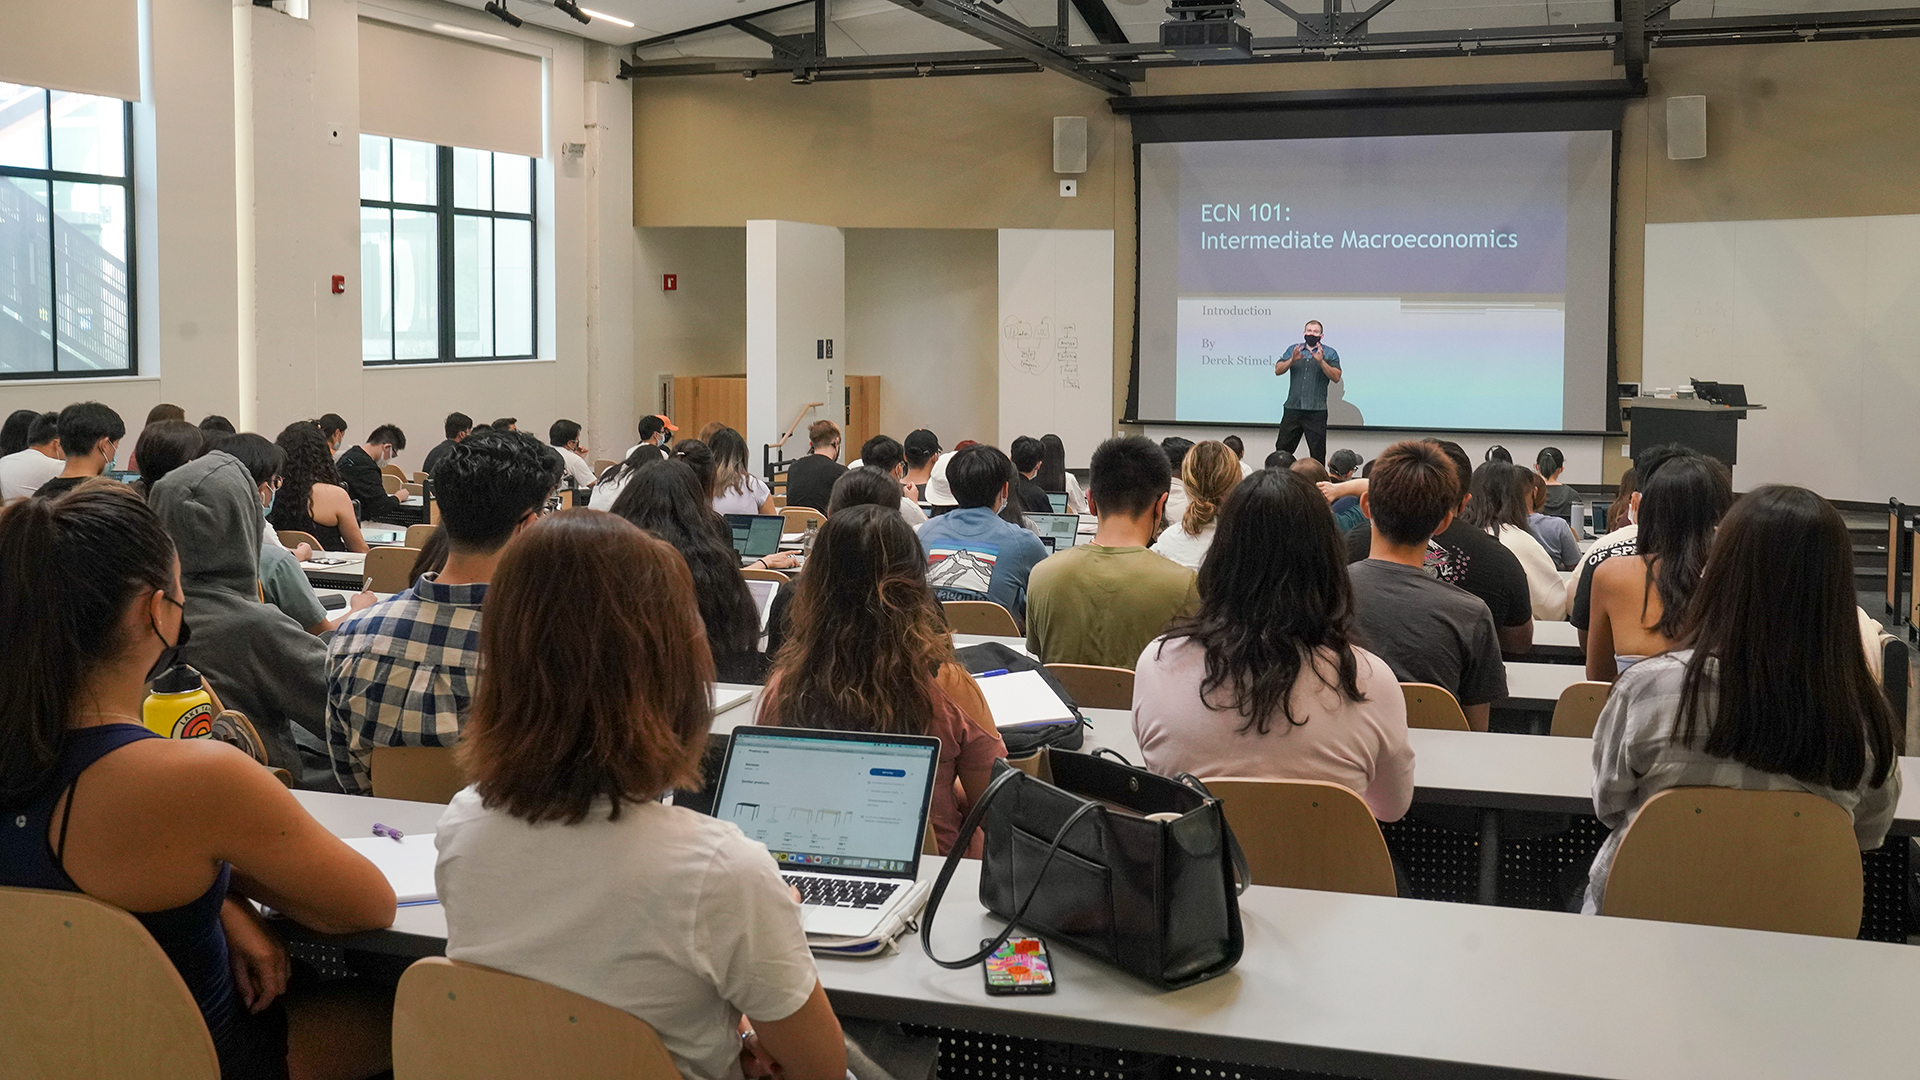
[1348,559,1508,707]
[1283,342,1342,411]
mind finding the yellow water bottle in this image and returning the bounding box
[143,664,216,739]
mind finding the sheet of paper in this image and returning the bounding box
[973,669,1075,728]
[712,686,755,715]
[343,833,439,904]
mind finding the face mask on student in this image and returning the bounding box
[146,597,193,682]
[260,484,276,517]
[1303,334,1321,347]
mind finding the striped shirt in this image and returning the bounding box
[1585,650,1899,913]
[325,573,486,795]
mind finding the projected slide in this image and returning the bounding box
[1137,130,1614,433]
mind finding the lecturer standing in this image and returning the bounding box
[1272,319,1341,462]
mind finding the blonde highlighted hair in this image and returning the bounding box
[1181,440,1241,537]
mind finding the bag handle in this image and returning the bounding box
[919,767,1102,970]
[1175,772,1252,897]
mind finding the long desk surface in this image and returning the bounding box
[292,787,1920,1080]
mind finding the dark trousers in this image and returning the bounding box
[1276,407,1328,463]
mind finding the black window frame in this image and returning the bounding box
[0,89,137,381]
[360,139,539,367]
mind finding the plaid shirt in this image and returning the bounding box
[326,573,486,795]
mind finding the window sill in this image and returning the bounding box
[363,357,557,372]
[0,373,156,387]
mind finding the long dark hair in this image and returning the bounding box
[669,438,716,497]
[1160,469,1364,733]
[607,460,760,663]
[1674,485,1901,791]
[273,421,341,526]
[0,484,178,801]
[1635,455,1732,638]
[1036,434,1068,493]
[1462,462,1533,534]
[599,443,664,487]
[1608,467,1638,532]
[709,427,755,498]
[134,420,210,495]
[761,504,951,736]
[1,409,37,455]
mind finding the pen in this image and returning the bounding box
[976,669,1010,678]
[372,822,405,842]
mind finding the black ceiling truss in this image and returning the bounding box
[619,4,1920,89]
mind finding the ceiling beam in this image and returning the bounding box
[621,47,1043,78]
[1070,0,1130,44]
[878,0,1134,93]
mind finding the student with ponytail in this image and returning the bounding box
[0,483,397,1080]
[1151,440,1242,570]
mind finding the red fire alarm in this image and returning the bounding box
[663,274,677,292]
[331,275,346,295]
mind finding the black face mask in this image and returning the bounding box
[146,594,192,684]
[1303,334,1322,347]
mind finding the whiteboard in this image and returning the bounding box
[1642,215,1920,503]
[998,230,1115,470]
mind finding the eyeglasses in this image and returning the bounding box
[541,494,562,515]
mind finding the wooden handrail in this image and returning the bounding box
[767,402,826,450]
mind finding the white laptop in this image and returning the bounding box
[710,727,940,938]
[1025,512,1081,553]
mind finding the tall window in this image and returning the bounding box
[0,83,134,378]
[360,135,536,365]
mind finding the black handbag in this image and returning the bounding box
[919,750,1247,991]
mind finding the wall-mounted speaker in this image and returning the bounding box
[1667,96,1707,161]
[1054,116,1088,175]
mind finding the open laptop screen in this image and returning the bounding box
[726,514,785,558]
[1026,512,1081,553]
[712,729,938,878]
[1047,491,1069,513]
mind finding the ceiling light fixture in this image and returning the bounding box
[484,0,523,27]
[555,0,593,23]
[578,7,635,26]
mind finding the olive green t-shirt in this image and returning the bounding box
[1025,545,1199,670]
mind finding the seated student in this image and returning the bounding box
[1222,434,1255,478]
[1035,433,1086,514]
[549,419,596,489]
[757,504,1007,854]
[588,443,666,511]
[783,420,847,514]
[916,444,1049,623]
[406,527,450,589]
[198,415,236,437]
[1134,469,1414,821]
[490,417,518,433]
[1525,470,1583,571]
[1151,440,1239,570]
[1,411,63,501]
[1463,462,1568,621]
[218,432,374,635]
[1344,440,1534,655]
[1027,436,1198,669]
[1585,455,1731,682]
[623,412,675,458]
[1328,448,1364,485]
[1568,445,1693,645]
[668,438,718,499]
[1007,435,1057,514]
[0,484,399,1080]
[1263,450,1295,471]
[326,429,559,796]
[828,466,911,517]
[1347,440,1507,731]
[610,459,773,684]
[334,424,407,525]
[422,412,472,476]
[1535,446,1577,525]
[853,434,928,524]
[269,422,368,552]
[35,401,125,499]
[1160,436,1195,528]
[123,403,183,475]
[709,426,777,516]
[317,412,349,455]
[1584,485,1903,914]
[901,428,941,502]
[436,510,847,1080]
[131,420,208,499]
[0,408,39,454]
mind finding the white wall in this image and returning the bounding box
[634,227,748,423]
[845,229,998,448]
[998,230,1114,470]
[746,220,843,458]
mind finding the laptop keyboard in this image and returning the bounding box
[783,875,901,910]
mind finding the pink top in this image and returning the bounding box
[1131,636,1416,821]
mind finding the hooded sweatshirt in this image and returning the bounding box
[150,452,334,788]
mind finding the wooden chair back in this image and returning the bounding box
[364,546,420,593]
[1044,663,1135,710]
[942,599,1019,637]
[381,463,407,481]
[404,481,424,497]
[779,506,825,534]
[1602,787,1864,937]
[394,957,683,1080]
[371,746,468,804]
[741,567,789,584]
[1400,683,1471,731]
[593,458,618,477]
[277,529,321,551]
[1549,681,1611,738]
[413,471,430,483]
[0,887,220,1080]
[406,523,439,549]
[1203,779,1397,896]
[383,473,406,495]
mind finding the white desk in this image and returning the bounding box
[300,551,366,590]
[290,789,1920,1080]
[1501,661,1588,711]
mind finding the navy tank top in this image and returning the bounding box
[0,724,286,1079]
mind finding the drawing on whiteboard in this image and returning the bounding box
[1003,316,1053,376]
[1056,324,1080,390]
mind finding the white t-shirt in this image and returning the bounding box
[555,446,596,488]
[1150,521,1216,570]
[588,472,630,512]
[0,448,63,501]
[1163,478,1189,531]
[899,496,928,526]
[436,790,819,1080]
[1494,522,1569,621]
[1062,473,1088,515]
[712,474,772,516]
